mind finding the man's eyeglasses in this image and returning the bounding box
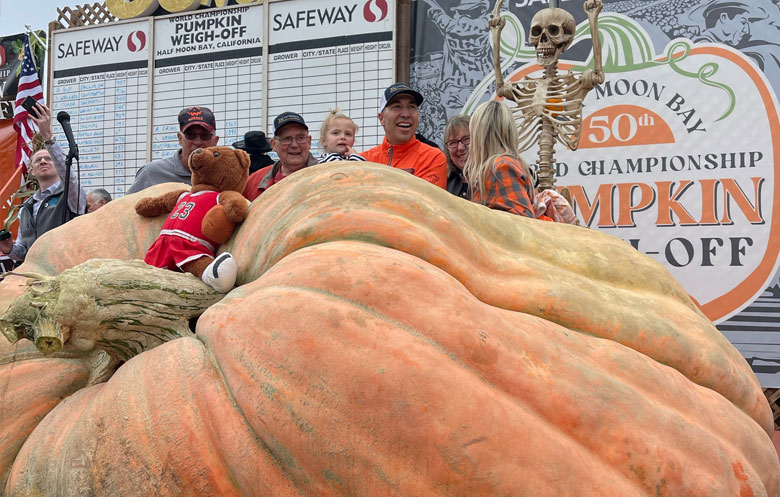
[32,154,52,164]
[275,135,309,146]
[446,136,470,149]
[183,131,214,141]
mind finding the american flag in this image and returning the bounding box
[13,34,43,172]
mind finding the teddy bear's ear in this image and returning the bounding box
[235,149,251,171]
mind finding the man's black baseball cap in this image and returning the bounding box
[380,83,424,110]
[273,112,308,134]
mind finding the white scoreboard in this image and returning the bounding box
[50,0,396,197]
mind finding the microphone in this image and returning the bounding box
[56,111,79,160]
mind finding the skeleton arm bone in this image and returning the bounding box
[582,0,605,89]
[490,0,515,98]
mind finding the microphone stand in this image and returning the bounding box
[62,145,79,225]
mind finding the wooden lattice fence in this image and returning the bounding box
[765,388,780,431]
[53,2,115,29]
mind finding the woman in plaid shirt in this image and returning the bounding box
[463,100,536,218]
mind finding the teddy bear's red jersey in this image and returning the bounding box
[144,190,220,271]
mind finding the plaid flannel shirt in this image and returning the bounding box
[472,155,536,218]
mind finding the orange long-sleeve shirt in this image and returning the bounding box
[362,137,447,189]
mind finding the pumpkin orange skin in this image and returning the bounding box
[0,340,89,488]
[0,164,777,496]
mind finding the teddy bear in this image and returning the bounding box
[135,146,251,293]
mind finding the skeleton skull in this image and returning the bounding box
[529,8,576,67]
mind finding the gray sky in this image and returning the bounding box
[1,0,72,36]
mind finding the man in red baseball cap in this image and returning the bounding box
[127,106,219,194]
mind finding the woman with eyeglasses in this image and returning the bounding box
[443,114,471,199]
[463,100,535,218]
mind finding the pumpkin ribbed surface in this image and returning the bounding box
[0,341,89,488]
[0,163,776,496]
[225,163,771,435]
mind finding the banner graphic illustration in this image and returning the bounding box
[411,0,780,385]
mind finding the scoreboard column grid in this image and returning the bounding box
[51,1,397,197]
[225,58,240,143]
[267,0,395,152]
[213,60,227,129]
[104,72,116,188]
[127,68,148,191]
[152,4,263,159]
[51,19,150,198]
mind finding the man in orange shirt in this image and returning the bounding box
[362,83,447,189]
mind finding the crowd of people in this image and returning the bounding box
[188,82,550,220]
[1,82,577,269]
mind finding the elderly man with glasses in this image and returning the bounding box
[242,112,318,202]
[127,106,220,194]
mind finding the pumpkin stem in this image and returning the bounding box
[34,316,66,355]
[0,319,18,343]
[0,271,47,282]
[0,259,224,364]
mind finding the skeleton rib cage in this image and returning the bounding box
[511,72,588,154]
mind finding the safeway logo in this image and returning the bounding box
[363,0,388,22]
[127,31,146,52]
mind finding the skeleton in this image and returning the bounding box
[489,0,604,190]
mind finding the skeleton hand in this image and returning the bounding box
[584,0,603,17]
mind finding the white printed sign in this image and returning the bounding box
[267,0,394,151]
[151,4,263,159]
[51,19,151,196]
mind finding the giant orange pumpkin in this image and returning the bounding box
[0,163,777,496]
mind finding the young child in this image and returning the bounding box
[318,109,366,163]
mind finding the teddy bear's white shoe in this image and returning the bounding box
[201,253,237,293]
